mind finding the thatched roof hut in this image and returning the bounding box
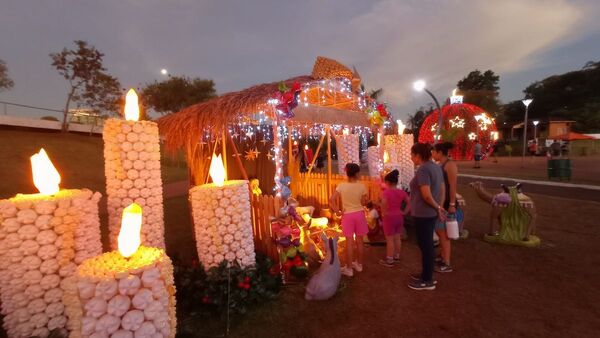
[158,57,372,187]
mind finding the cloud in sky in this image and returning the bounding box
[1,0,599,120]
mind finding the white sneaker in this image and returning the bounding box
[351,261,363,272]
[340,266,354,277]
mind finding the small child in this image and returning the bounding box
[379,170,410,267]
[366,202,380,230]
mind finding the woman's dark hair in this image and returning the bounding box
[384,169,399,184]
[433,142,454,156]
[411,143,433,161]
[345,163,360,178]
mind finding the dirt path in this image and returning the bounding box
[457,155,600,185]
[228,185,600,337]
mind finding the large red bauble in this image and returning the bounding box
[418,103,498,160]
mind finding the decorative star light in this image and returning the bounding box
[260,139,269,145]
[244,148,260,161]
[468,132,477,140]
[266,152,274,160]
[450,116,465,128]
[430,123,438,132]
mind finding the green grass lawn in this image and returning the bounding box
[0,129,188,199]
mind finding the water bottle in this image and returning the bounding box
[446,213,459,240]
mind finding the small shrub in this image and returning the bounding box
[174,254,281,316]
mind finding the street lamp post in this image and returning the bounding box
[533,120,539,140]
[413,80,443,143]
[521,99,533,167]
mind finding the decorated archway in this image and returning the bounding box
[418,103,498,160]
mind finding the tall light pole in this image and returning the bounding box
[521,99,533,167]
[413,80,443,143]
[533,120,539,140]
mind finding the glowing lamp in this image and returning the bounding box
[304,144,309,151]
[413,80,426,92]
[396,120,406,135]
[118,203,142,258]
[209,153,226,187]
[342,128,350,136]
[522,99,533,107]
[30,148,61,195]
[377,133,382,147]
[491,131,499,140]
[124,89,140,121]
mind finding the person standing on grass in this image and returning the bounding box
[432,142,457,273]
[378,170,410,268]
[408,143,445,291]
[329,163,368,277]
[474,139,482,168]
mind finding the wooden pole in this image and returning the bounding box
[304,133,325,177]
[326,124,332,199]
[228,132,249,181]
[221,128,228,180]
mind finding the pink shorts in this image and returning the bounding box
[341,211,369,238]
[383,214,404,236]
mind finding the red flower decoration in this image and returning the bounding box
[377,104,388,117]
[291,81,301,92]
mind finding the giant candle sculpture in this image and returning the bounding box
[366,146,382,177]
[103,89,165,250]
[189,154,256,269]
[384,121,414,188]
[335,129,360,174]
[66,203,176,338]
[0,149,102,338]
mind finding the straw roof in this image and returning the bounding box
[156,57,372,185]
[158,57,369,154]
[158,75,312,153]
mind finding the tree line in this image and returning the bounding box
[2,40,598,133]
[408,63,600,137]
[1,40,216,131]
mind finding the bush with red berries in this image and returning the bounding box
[174,254,281,316]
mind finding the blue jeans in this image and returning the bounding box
[414,216,437,283]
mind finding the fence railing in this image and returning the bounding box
[291,173,382,212]
[250,194,282,261]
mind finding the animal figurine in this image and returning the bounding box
[301,214,329,228]
[470,181,539,247]
[295,205,315,218]
[279,176,292,200]
[305,233,341,300]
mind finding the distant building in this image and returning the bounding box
[509,118,575,140]
[69,108,106,126]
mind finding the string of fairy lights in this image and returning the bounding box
[200,77,392,194]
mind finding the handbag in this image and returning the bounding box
[445,213,459,239]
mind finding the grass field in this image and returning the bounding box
[2,130,599,337]
[0,129,188,199]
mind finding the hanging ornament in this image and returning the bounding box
[272,81,302,119]
[244,147,261,161]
